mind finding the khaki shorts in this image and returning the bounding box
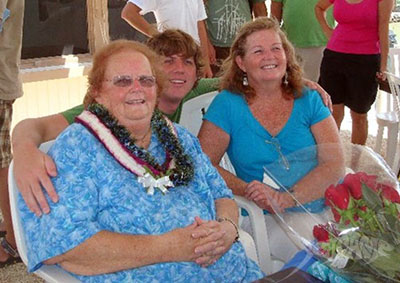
[0,100,14,168]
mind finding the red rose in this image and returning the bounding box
[343,172,377,199]
[332,208,341,222]
[359,172,378,189]
[377,183,400,203]
[325,184,350,210]
[313,224,330,242]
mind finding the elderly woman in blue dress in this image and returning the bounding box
[198,17,345,262]
[17,40,263,282]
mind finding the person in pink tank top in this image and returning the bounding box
[315,0,393,145]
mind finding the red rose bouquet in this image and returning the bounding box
[263,143,400,282]
[309,171,400,282]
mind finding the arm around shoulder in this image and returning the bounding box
[11,113,68,216]
[12,113,69,148]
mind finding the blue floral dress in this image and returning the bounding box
[18,123,264,282]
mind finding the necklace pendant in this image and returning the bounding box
[138,172,174,195]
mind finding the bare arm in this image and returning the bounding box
[198,121,247,196]
[198,20,213,77]
[315,0,334,39]
[215,198,238,224]
[289,116,344,204]
[191,198,239,266]
[45,222,219,275]
[270,2,283,22]
[207,34,216,65]
[256,116,345,210]
[252,2,268,18]
[121,2,158,37]
[377,0,394,79]
[11,114,69,216]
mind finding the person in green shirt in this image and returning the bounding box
[271,0,335,82]
[64,30,218,125]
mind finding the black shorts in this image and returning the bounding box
[319,49,380,114]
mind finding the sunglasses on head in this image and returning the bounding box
[105,75,156,88]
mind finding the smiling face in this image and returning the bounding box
[161,54,197,103]
[95,50,157,128]
[235,29,287,88]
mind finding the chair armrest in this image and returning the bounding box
[233,195,272,274]
[37,265,81,283]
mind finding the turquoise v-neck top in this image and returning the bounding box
[204,88,331,213]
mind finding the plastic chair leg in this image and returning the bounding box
[374,125,384,154]
[374,125,384,153]
[386,124,399,168]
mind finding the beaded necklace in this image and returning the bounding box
[76,103,194,195]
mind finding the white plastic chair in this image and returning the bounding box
[180,91,219,135]
[8,140,80,283]
[388,48,400,76]
[385,72,400,175]
[180,91,283,274]
[375,48,400,168]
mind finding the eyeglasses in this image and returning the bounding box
[265,137,290,171]
[105,75,156,88]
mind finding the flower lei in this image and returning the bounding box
[75,103,194,195]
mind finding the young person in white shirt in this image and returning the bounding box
[121,0,213,78]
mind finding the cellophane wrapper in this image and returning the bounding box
[263,142,400,282]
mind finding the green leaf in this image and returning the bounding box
[383,212,397,228]
[362,184,383,212]
[371,252,400,272]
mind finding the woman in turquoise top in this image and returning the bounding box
[198,18,344,261]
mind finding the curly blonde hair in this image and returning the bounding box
[220,17,303,102]
[83,40,166,108]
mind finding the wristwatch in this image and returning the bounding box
[217,217,239,242]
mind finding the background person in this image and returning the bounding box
[315,0,394,145]
[17,39,264,282]
[271,0,335,82]
[198,17,344,262]
[0,0,24,267]
[204,0,267,75]
[121,0,213,77]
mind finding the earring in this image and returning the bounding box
[243,73,249,86]
[283,72,288,85]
